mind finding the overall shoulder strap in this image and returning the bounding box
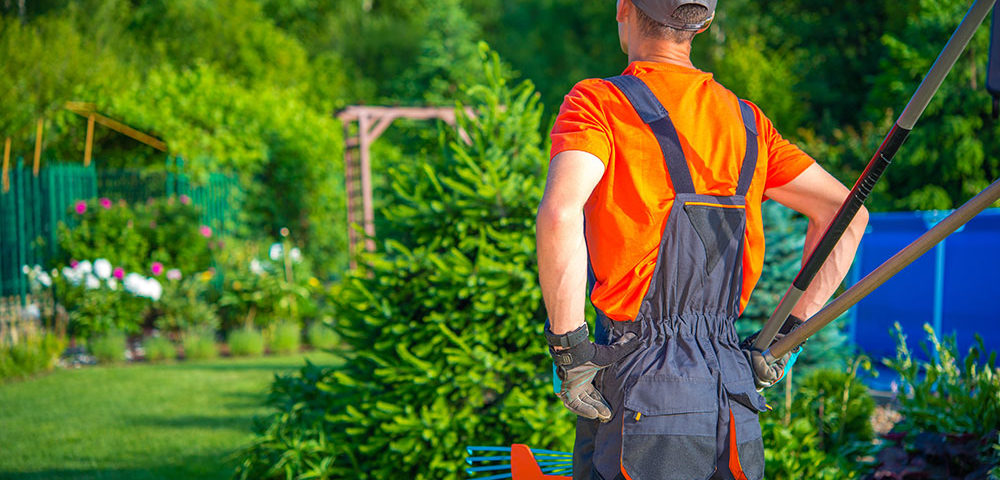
[735,100,759,196]
[605,75,696,194]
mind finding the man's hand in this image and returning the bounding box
[740,315,805,390]
[547,323,640,422]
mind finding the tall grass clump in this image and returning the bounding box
[143,336,177,362]
[0,331,66,382]
[228,328,265,357]
[89,331,127,364]
[267,322,300,355]
[181,328,218,360]
[306,322,338,350]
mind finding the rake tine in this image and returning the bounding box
[467,464,516,473]
[467,446,512,455]
[466,456,511,464]
[466,473,513,480]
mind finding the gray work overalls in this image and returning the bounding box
[575,75,769,480]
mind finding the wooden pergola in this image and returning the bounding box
[337,106,473,266]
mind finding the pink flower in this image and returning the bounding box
[166,269,182,281]
[179,195,191,205]
[99,198,112,210]
[74,201,87,215]
[199,226,212,238]
[113,267,125,280]
[70,260,79,268]
[151,262,164,276]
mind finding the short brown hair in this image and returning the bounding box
[634,3,710,43]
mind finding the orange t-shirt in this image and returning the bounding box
[550,61,815,321]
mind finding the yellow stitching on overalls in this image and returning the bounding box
[684,201,744,209]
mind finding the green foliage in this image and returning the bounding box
[306,322,339,350]
[143,335,177,363]
[89,330,127,364]
[884,323,1000,439]
[155,275,220,334]
[58,196,213,276]
[53,265,151,339]
[761,363,876,479]
[267,323,300,355]
[215,239,317,331]
[0,332,65,383]
[236,47,572,480]
[228,328,265,358]
[181,328,218,361]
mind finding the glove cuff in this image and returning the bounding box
[545,323,589,349]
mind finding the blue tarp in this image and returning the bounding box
[848,208,1000,362]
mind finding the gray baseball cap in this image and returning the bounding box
[630,0,717,31]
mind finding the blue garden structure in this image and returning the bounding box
[847,207,1000,364]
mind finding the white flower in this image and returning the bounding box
[250,259,265,275]
[269,243,283,261]
[37,272,52,288]
[23,304,40,319]
[32,265,42,275]
[63,266,82,285]
[51,269,58,277]
[147,278,162,301]
[289,247,302,263]
[77,260,93,274]
[94,259,112,279]
[166,269,182,281]
[22,265,30,274]
[108,278,118,291]
[124,273,146,294]
[85,274,100,290]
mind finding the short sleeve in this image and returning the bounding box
[749,102,816,191]
[550,79,613,165]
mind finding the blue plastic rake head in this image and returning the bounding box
[465,445,573,480]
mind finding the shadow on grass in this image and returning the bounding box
[124,413,256,431]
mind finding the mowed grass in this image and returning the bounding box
[0,351,341,480]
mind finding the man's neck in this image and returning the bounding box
[627,39,695,70]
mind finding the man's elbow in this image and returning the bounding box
[536,201,582,233]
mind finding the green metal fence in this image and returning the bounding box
[0,158,242,299]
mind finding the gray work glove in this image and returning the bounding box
[546,323,640,422]
[739,315,805,390]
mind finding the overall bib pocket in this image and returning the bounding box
[621,375,718,479]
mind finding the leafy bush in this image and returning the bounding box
[181,328,218,361]
[306,322,339,350]
[52,260,158,339]
[761,361,875,479]
[228,328,265,357]
[89,331,127,364]
[235,46,571,480]
[154,274,220,334]
[0,332,66,382]
[865,324,1000,478]
[267,322,300,355]
[142,335,177,362]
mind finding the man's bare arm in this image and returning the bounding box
[536,150,606,335]
[765,163,870,319]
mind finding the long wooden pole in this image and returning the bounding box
[84,114,95,167]
[32,118,43,176]
[2,137,10,193]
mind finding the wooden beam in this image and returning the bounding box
[2,137,10,193]
[32,118,42,176]
[65,102,168,152]
[358,114,376,253]
[83,114,95,167]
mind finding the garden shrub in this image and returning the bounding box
[306,321,338,350]
[181,328,218,360]
[89,330,127,364]
[235,46,573,480]
[154,274,220,334]
[53,261,158,339]
[0,332,66,382]
[267,322,300,355]
[228,328,265,357]
[865,324,1000,478]
[760,361,875,479]
[143,336,177,362]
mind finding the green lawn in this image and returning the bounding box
[0,351,340,480]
